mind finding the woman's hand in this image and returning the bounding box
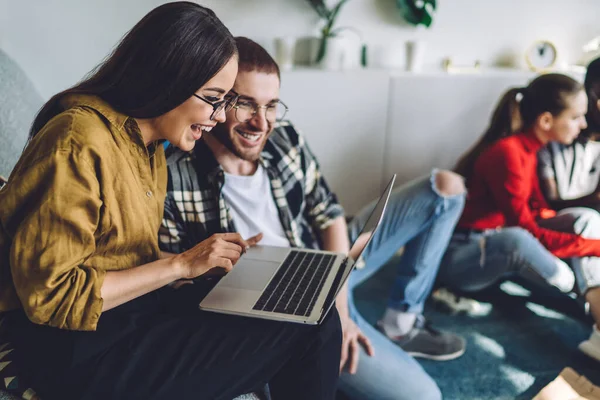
[173,233,264,280]
[174,233,248,279]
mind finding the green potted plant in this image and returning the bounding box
[396,0,436,71]
[306,0,350,65]
[396,0,436,28]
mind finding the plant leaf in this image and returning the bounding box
[421,12,433,27]
[396,0,436,26]
[328,0,349,27]
[306,0,330,19]
[316,36,328,63]
[396,0,420,25]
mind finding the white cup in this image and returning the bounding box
[274,36,297,71]
[406,40,426,72]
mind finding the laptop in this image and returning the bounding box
[199,175,396,324]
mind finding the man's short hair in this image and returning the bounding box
[235,37,281,80]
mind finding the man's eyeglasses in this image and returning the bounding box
[193,90,239,121]
[232,100,288,123]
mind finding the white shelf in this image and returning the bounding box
[282,65,585,79]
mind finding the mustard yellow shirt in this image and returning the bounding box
[0,94,166,331]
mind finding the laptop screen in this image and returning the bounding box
[347,175,396,262]
[317,174,397,323]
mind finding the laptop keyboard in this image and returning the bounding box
[252,250,336,316]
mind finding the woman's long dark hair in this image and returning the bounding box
[584,57,600,136]
[30,1,237,139]
[455,73,583,178]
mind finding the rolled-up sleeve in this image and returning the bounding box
[9,149,105,331]
[300,135,344,230]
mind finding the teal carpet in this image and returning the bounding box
[349,262,600,400]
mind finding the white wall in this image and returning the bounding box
[277,69,538,214]
[1,0,599,99]
[280,69,391,214]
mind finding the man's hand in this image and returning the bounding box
[339,314,374,374]
[246,232,263,247]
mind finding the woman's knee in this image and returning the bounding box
[499,228,574,292]
[497,227,538,253]
[434,170,466,197]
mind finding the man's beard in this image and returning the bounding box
[212,125,262,162]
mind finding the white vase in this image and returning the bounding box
[406,40,426,72]
[370,42,406,69]
[340,38,362,70]
[319,36,346,70]
[273,36,297,71]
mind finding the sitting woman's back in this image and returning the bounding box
[440,72,600,364]
[454,74,596,258]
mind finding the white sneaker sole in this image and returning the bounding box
[407,347,466,361]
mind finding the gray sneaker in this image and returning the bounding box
[377,316,466,361]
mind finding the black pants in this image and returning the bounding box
[8,281,342,400]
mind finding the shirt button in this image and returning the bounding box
[146,190,153,198]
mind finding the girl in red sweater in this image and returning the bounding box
[439,73,600,362]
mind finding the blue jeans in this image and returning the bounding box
[338,172,465,400]
[440,227,572,294]
[439,208,600,295]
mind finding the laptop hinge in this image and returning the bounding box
[318,257,353,323]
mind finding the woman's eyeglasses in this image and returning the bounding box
[193,90,239,121]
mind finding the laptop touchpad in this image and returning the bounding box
[220,258,280,292]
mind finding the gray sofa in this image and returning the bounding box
[0,49,263,400]
[0,50,40,179]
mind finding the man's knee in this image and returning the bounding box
[434,170,466,197]
[420,377,443,400]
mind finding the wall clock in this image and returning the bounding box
[525,40,558,72]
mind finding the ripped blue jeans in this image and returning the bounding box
[439,227,570,294]
[439,207,600,295]
[338,171,465,400]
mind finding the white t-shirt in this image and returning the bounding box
[222,164,290,247]
[538,140,600,199]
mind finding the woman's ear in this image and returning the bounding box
[537,111,554,132]
[596,98,600,112]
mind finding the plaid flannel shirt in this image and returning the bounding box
[159,121,345,254]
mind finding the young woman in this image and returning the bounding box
[0,3,341,399]
[439,73,600,362]
[538,57,600,211]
